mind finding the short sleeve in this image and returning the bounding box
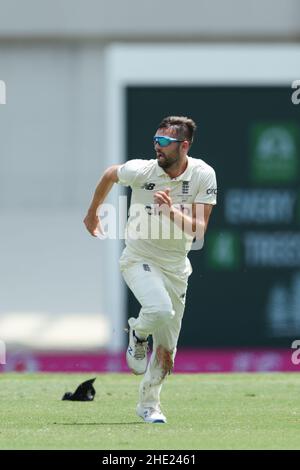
[194,167,217,205]
[117,159,146,187]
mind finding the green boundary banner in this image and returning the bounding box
[126,86,300,348]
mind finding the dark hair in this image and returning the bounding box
[158,116,197,144]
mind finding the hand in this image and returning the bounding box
[83,212,103,237]
[153,188,172,207]
[154,188,173,216]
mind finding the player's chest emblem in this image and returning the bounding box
[182,181,190,194]
[174,180,192,202]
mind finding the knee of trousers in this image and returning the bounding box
[143,304,175,322]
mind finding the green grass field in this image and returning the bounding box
[0,373,300,450]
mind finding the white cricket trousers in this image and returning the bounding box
[121,255,190,410]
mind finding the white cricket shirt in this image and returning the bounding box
[117,156,217,273]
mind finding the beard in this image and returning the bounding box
[157,151,180,169]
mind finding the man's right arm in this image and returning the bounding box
[83,164,120,237]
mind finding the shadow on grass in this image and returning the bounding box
[53,422,143,426]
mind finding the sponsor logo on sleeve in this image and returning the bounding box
[206,188,217,195]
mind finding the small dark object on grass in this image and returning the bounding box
[62,378,96,401]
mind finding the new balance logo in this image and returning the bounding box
[142,183,156,190]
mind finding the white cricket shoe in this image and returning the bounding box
[136,404,167,424]
[126,319,148,375]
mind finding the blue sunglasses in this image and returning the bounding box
[153,135,184,147]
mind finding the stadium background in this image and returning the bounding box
[0,0,300,373]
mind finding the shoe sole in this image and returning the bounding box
[139,417,166,424]
[128,367,145,376]
[126,352,147,375]
[125,326,147,375]
[136,411,166,424]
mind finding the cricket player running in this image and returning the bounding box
[84,116,217,423]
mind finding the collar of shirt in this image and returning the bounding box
[155,156,192,181]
